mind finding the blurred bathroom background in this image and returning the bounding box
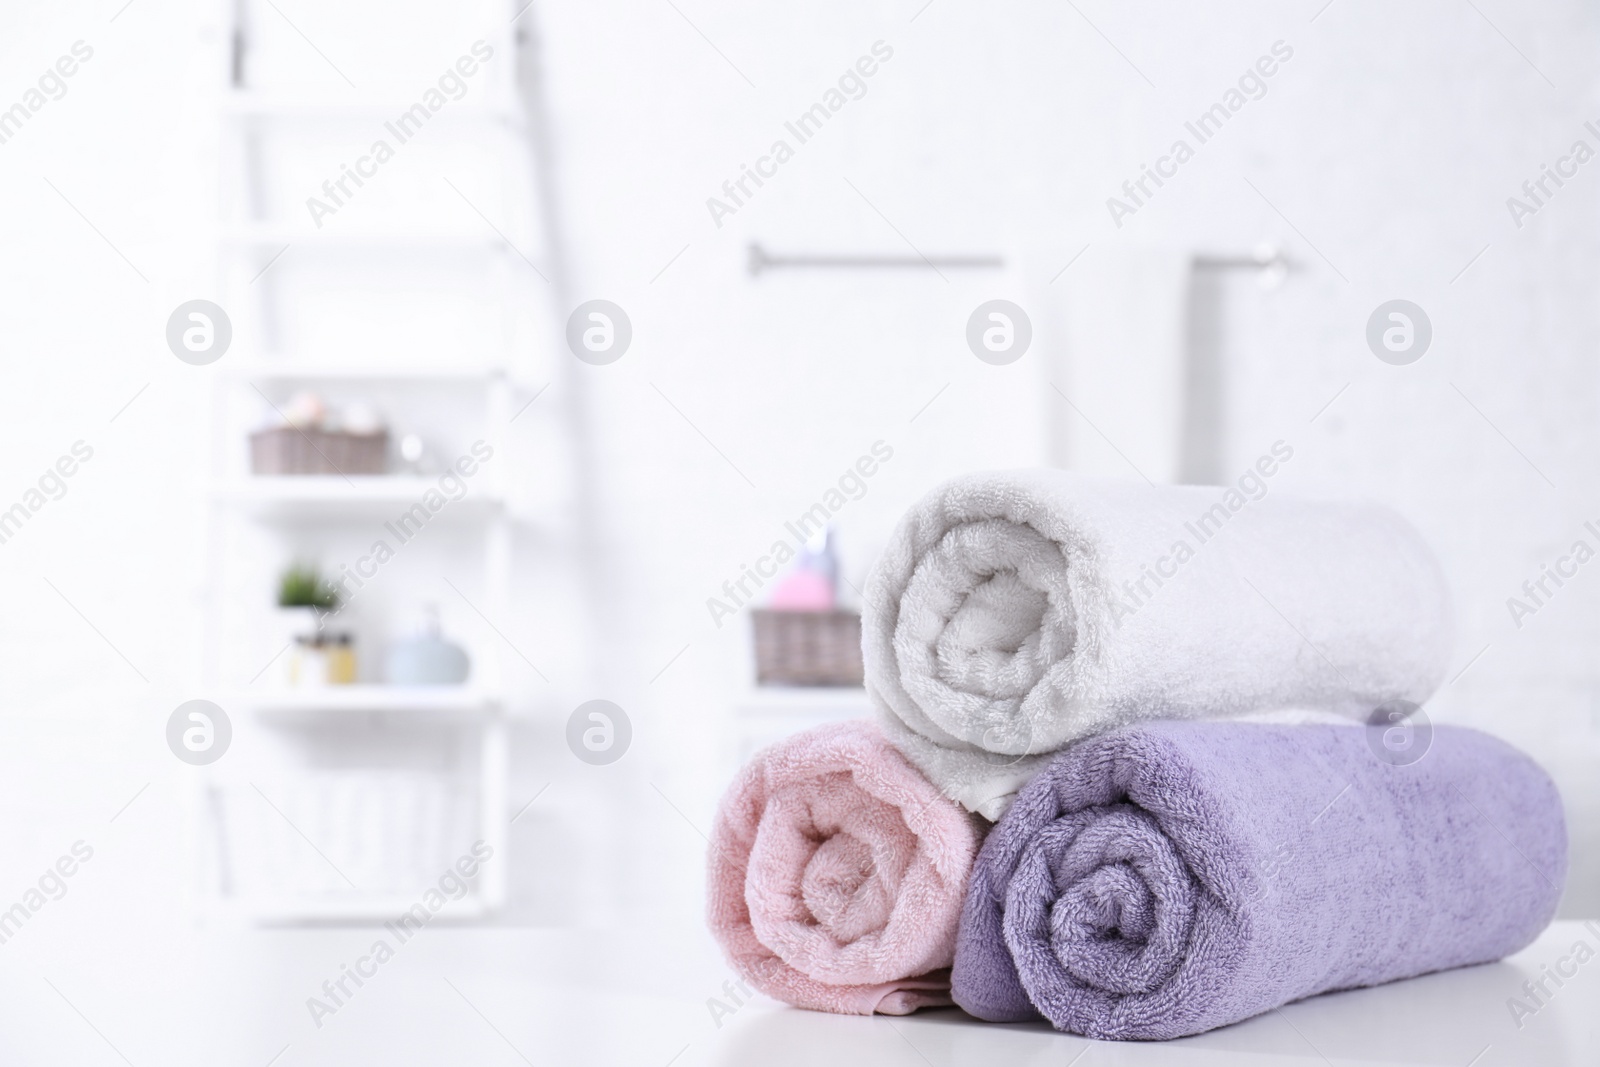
[0,0,1596,963]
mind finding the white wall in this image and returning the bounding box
[0,0,1595,954]
[535,0,1600,920]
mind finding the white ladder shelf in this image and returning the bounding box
[197,0,549,924]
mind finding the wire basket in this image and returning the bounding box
[250,426,389,475]
[207,771,476,901]
[750,609,864,687]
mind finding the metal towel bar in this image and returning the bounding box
[747,241,1294,279]
[747,242,1002,277]
[1193,245,1294,273]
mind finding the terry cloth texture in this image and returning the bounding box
[707,720,982,1015]
[951,720,1566,1039]
[862,470,1452,817]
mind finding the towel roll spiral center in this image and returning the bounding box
[1006,805,1193,997]
[898,519,1077,752]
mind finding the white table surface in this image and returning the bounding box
[0,919,1594,1065]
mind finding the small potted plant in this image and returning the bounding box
[275,562,337,640]
[275,564,354,686]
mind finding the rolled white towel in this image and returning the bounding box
[862,468,1452,819]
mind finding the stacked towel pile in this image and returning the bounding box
[707,471,1568,1039]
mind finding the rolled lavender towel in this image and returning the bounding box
[863,469,1452,817]
[707,721,982,1015]
[953,720,1566,1039]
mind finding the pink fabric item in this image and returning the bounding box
[707,720,981,1015]
[766,570,835,611]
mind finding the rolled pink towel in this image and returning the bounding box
[707,720,981,1015]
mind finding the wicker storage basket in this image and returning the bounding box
[750,609,864,686]
[250,426,389,476]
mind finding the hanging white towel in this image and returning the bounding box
[1048,246,1192,483]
